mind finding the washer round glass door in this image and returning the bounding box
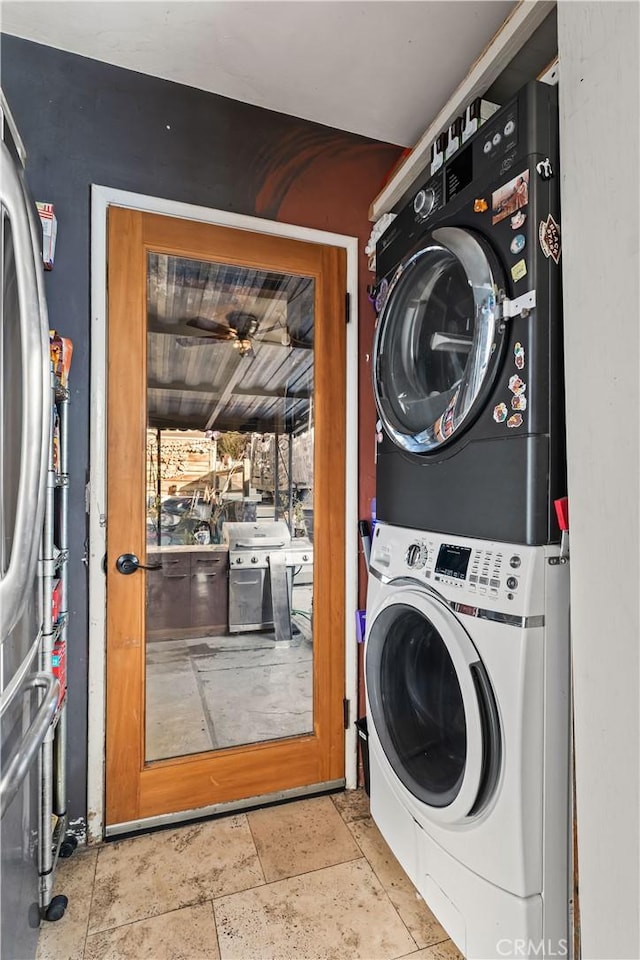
[374,226,506,454]
[366,587,500,823]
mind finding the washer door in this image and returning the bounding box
[374,226,507,454]
[366,587,501,823]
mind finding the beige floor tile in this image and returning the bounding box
[349,818,448,949]
[84,902,220,960]
[398,939,464,960]
[247,796,361,882]
[37,847,98,960]
[330,789,370,823]
[213,858,417,960]
[88,816,264,934]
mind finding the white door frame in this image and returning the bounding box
[88,185,360,843]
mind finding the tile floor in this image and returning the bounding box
[37,791,464,960]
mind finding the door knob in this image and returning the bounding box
[115,553,162,575]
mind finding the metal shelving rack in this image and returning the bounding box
[38,363,76,923]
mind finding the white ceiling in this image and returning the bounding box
[1,1,516,146]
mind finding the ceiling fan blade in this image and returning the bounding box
[175,336,230,347]
[186,316,235,338]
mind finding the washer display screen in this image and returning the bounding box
[435,544,471,580]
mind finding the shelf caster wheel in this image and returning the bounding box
[45,895,68,922]
[59,834,78,859]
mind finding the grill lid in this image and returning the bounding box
[223,520,292,552]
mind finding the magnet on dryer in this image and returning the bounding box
[509,374,526,396]
[511,259,527,282]
[491,169,529,225]
[493,403,508,424]
[539,214,562,264]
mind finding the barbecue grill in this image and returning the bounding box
[223,521,313,638]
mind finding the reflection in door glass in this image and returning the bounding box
[143,254,315,762]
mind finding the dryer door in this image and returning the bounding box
[373,226,507,454]
[366,586,501,824]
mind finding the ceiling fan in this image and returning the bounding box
[148,309,313,357]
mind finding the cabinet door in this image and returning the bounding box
[190,553,228,633]
[146,553,191,634]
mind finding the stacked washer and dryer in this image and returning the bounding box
[365,82,569,959]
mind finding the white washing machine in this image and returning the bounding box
[365,522,570,960]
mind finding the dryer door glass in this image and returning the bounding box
[374,226,504,454]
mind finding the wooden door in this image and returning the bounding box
[105,207,346,827]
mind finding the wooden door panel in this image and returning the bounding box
[106,206,346,826]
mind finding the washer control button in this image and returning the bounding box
[483,139,492,154]
[504,120,516,137]
[509,555,521,569]
[405,543,426,568]
[506,576,519,590]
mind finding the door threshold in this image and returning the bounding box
[105,779,346,839]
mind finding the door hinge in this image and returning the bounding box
[345,291,351,324]
[343,697,351,729]
[499,288,536,320]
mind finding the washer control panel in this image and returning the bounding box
[369,523,555,619]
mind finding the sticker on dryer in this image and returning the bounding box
[493,402,508,423]
[473,198,488,213]
[511,259,527,282]
[375,278,389,313]
[508,374,526,396]
[539,214,562,264]
[511,393,527,412]
[510,234,526,255]
[507,413,524,428]
[491,169,529,225]
[511,210,526,230]
[536,157,554,180]
[514,341,525,370]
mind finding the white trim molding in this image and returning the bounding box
[88,185,359,843]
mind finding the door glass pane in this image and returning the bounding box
[144,253,315,762]
[368,605,466,806]
[375,226,499,452]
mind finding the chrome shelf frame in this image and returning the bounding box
[37,367,71,918]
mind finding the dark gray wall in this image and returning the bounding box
[1,34,401,826]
